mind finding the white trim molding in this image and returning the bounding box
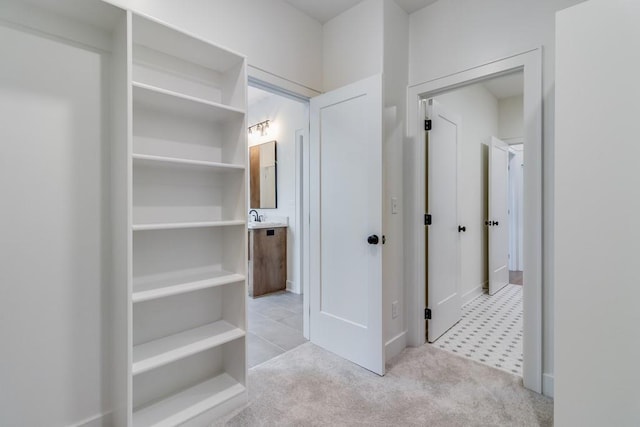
[542,373,554,398]
[405,48,543,394]
[70,412,112,427]
[385,331,407,362]
[461,283,486,306]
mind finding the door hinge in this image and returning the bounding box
[424,213,432,226]
[424,308,432,320]
[424,119,432,131]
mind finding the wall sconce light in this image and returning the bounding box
[248,120,270,136]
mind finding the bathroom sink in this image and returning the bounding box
[248,221,287,229]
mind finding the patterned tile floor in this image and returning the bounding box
[432,284,523,376]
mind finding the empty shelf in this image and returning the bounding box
[132,220,245,231]
[133,269,244,303]
[133,82,245,122]
[133,321,244,375]
[132,153,245,171]
[132,373,246,427]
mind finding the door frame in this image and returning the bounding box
[247,75,314,339]
[507,141,525,272]
[406,49,543,393]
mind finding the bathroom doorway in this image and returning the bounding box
[246,82,310,367]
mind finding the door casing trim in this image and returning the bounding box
[405,48,543,394]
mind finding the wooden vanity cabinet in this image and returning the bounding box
[248,227,287,297]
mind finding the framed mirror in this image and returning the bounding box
[249,140,277,209]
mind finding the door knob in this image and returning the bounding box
[492,221,499,226]
[367,235,380,245]
[485,220,491,226]
[458,225,466,232]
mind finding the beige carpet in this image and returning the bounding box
[216,342,553,426]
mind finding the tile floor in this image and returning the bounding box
[432,284,523,376]
[247,291,307,368]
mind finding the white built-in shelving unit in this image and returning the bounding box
[129,12,248,427]
[1,1,248,425]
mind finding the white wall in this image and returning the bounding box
[409,0,586,394]
[322,0,383,92]
[0,24,108,427]
[436,84,499,304]
[382,0,409,358]
[108,0,323,93]
[248,91,308,294]
[498,95,524,140]
[555,0,640,424]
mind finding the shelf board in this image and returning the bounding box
[132,220,245,231]
[133,269,245,303]
[132,372,246,427]
[132,82,245,122]
[133,321,245,376]
[133,13,244,74]
[132,153,245,171]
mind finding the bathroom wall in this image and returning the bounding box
[435,84,500,304]
[498,95,524,140]
[248,87,308,294]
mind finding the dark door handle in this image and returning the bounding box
[458,226,466,232]
[367,235,379,245]
[492,221,499,226]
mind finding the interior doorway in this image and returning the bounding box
[422,71,526,376]
[246,83,310,367]
[407,49,543,393]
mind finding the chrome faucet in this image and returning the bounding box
[249,209,259,222]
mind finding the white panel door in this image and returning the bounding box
[426,99,462,343]
[489,136,510,295]
[309,74,384,375]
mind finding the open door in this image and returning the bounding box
[309,75,384,375]
[488,136,510,295]
[426,99,462,343]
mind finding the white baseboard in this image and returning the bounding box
[286,280,301,294]
[71,411,112,427]
[462,283,485,306]
[385,331,407,362]
[542,373,554,398]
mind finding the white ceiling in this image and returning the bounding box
[283,0,438,24]
[483,72,524,99]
